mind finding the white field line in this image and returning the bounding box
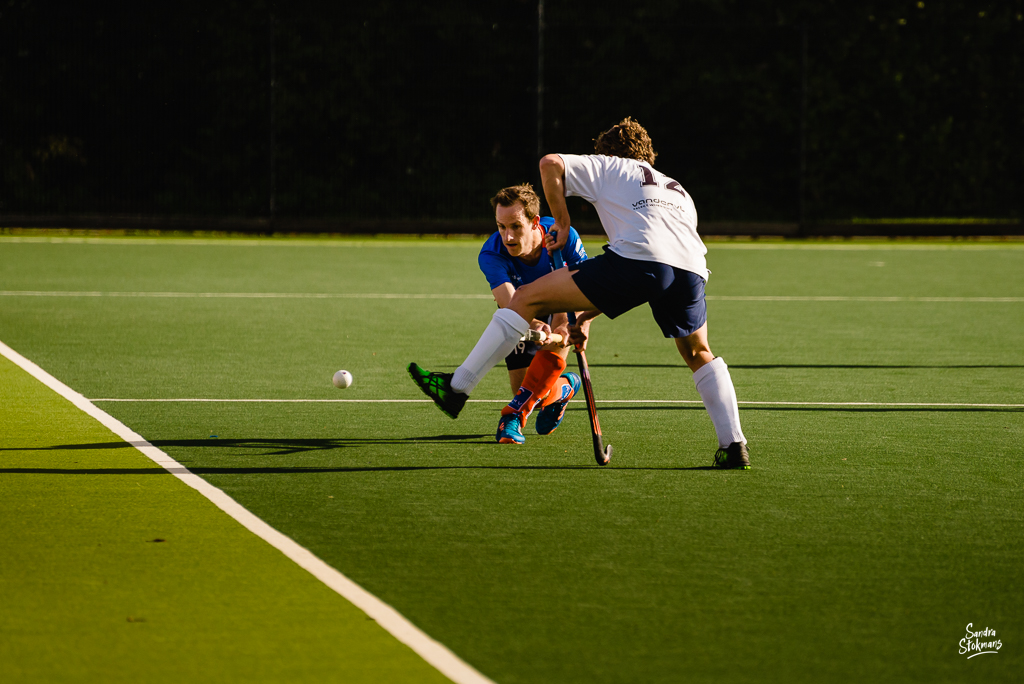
[0,237,484,247]
[86,398,1024,408]
[0,340,495,684]
[0,290,492,300]
[706,242,1024,251]
[2,235,1022,250]
[708,295,1024,303]
[2,290,1022,302]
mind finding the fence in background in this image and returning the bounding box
[2,3,1022,229]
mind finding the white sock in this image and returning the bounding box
[693,357,746,448]
[451,309,530,394]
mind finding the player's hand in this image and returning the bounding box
[568,315,595,350]
[544,222,570,256]
[535,321,564,351]
[544,322,571,350]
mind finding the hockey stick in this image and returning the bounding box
[567,311,612,466]
[549,237,612,466]
[520,329,563,344]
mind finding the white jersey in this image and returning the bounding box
[559,153,708,280]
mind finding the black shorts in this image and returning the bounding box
[505,340,539,371]
[570,247,708,338]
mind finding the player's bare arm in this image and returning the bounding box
[539,154,572,255]
[547,311,571,350]
[568,311,598,350]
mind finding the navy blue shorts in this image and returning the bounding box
[570,247,707,338]
[505,340,538,371]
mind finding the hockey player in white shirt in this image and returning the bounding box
[409,117,749,469]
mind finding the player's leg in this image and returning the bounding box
[673,324,715,372]
[497,342,537,445]
[538,343,578,411]
[503,350,565,418]
[675,325,747,461]
[499,337,581,442]
[506,345,583,431]
[449,268,595,396]
[505,267,598,324]
[651,271,749,469]
[508,368,528,395]
[408,304,532,419]
[534,351,582,436]
[504,335,536,397]
[412,252,637,419]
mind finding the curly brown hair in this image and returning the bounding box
[489,183,541,220]
[593,117,658,165]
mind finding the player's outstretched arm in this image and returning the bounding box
[569,311,599,350]
[491,283,516,309]
[540,154,571,255]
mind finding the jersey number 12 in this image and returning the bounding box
[639,165,687,198]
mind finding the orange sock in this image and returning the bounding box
[502,351,566,419]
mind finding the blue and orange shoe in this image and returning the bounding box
[535,372,581,435]
[496,412,526,444]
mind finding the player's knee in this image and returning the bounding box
[676,346,696,364]
[510,281,536,303]
[674,337,712,369]
[509,284,541,318]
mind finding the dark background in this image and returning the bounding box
[2,0,1022,226]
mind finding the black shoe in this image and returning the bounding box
[713,442,750,470]
[408,363,468,419]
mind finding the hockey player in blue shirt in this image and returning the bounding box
[468,183,588,444]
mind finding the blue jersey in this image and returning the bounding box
[478,216,588,291]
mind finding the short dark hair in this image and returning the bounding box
[490,183,541,219]
[594,117,657,165]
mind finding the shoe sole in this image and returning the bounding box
[497,437,524,445]
[713,461,751,470]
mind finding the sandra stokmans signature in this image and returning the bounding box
[959,623,1002,659]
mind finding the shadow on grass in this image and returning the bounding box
[0,465,721,475]
[0,435,491,456]
[1,436,726,474]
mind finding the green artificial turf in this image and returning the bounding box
[0,354,454,684]
[1,236,1022,683]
